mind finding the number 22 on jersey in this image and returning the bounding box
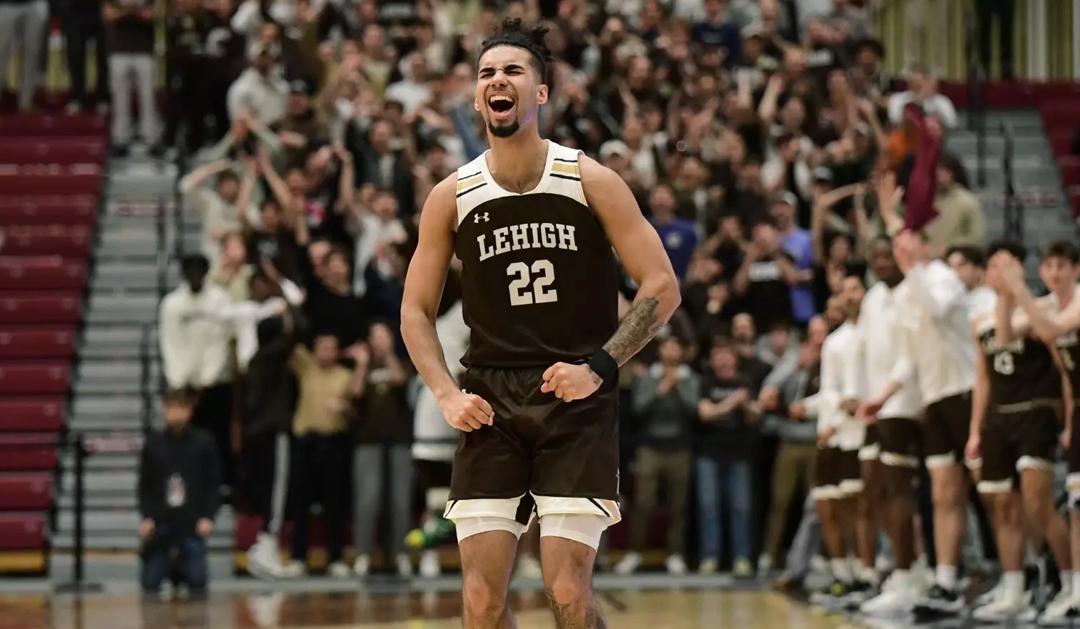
[507,259,558,306]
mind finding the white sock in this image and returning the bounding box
[831,558,853,583]
[1073,572,1080,602]
[936,564,958,590]
[1062,571,1073,594]
[860,564,880,586]
[1002,571,1025,602]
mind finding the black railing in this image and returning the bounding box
[965,9,987,188]
[1001,122,1025,241]
[139,324,154,435]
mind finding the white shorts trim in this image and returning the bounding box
[455,516,528,543]
[977,479,1013,494]
[925,453,958,470]
[538,514,607,550]
[444,493,622,529]
[533,495,621,527]
[1067,472,1080,491]
[880,451,919,468]
[965,457,983,470]
[858,444,881,462]
[444,496,525,521]
[839,478,865,495]
[1016,456,1053,472]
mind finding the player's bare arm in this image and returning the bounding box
[966,319,989,464]
[401,174,494,432]
[996,252,1080,343]
[540,156,681,402]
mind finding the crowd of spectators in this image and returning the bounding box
[108,0,995,584]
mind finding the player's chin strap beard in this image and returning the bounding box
[489,119,520,138]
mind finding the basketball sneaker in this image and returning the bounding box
[914,584,965,615]
[1038,589,1079,626]
[665,554,688,576]
[419,550,441,578]
[246,533,284,580]
[972,591,1036,623]
[614,552,642,575]
[328,561,351,579]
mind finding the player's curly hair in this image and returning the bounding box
[479,18,552,83]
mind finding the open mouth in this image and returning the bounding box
[487,94,516,118]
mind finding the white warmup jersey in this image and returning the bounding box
[891,260,976,406]
[855,281,923,419]
[819,321,867,451]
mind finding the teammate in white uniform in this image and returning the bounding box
[877,232,979,615]
[855,237,925,615]
[809,295,859,606]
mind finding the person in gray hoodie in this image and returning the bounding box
[615,336,700,576]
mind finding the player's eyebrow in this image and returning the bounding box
[478,63,526,76]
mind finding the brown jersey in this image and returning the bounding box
[452,142,619,368]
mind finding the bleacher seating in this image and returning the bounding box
[0,113,102,573]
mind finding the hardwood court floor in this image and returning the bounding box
[0,589,854,628]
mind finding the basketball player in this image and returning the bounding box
[966,242,1072,622]
[809,296,854,607]
[810,279,876,607]
[946,245,996,319]
[994,241,1080,624]
[855,237,925,615]
[865,230,979,615]
[400,20,680,629]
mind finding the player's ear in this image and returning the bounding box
[474,95,482,112]
[537,84,549,106]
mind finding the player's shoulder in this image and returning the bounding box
[418,172,462,229]
[577,152,621,189]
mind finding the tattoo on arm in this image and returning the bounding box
[603,297,660,365]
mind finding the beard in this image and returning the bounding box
[488,118,520,138]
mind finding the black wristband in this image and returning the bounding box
[587,349,619,392]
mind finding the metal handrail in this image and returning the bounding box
[965,9,987,188]
[1001,122,1024,241]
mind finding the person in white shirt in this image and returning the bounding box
[808,296,855,607]
[871,231,978,615]
[946,245,996,320]
[992,241,1080,623]
[159,255,236,486]
[854,238,925,616]
[809,278,878,607]
[886,66,958,129]
[227,42,289,127]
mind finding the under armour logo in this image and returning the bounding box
[474,212,490,224]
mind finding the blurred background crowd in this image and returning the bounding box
[0,0,1003,581]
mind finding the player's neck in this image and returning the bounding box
[486,131,548,192]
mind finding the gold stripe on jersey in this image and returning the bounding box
[454,141,589,226]
[550,161,581,178]
[456,173,484,190]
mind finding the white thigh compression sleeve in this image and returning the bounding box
[538,514,608,550]
[454,516,528,543]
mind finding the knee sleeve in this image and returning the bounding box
[454,516,528,543]
[539,514,608,550]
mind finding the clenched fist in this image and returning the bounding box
[438,389,495,432]
[541,362,602,402]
